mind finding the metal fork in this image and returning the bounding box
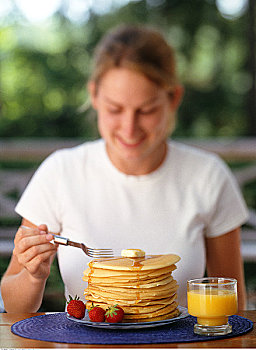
[52,234,114,258]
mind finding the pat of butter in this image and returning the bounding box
[121,249,145,258]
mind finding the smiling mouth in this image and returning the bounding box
[116,136,145,148]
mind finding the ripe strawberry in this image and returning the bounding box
[105,304,124,323]
[88,304,105,322]
[67,295,85,319]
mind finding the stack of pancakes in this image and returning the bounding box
[83,254,180,322]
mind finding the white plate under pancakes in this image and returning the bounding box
[67,306,189,329]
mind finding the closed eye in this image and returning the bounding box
[139,106,159,115]
[107,107,122,114]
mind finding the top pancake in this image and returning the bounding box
[87,254,180,271]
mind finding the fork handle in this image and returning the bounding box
[52,234,81,249]
[52,234,69,246]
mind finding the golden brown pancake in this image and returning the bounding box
[85,295,177,307]
[123,301,178,319]
[83,274,172,288]
[83,265,176,282]
[124,308,180,323]
[86,294,177,315]
[83,253,180,322]
[85,254,180,271]
[83,265,176,279]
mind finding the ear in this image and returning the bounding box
[87,81,98,110]
[170,85,184,112]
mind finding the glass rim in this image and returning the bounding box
[187,277,237,286]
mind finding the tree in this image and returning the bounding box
[0,0,253,137]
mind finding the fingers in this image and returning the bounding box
[38,224,48,233]
[24,250,57,277]
[14,226,54,256]
[13,225,57,276]
[18,241,57,266]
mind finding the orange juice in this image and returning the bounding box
[187,289,238,326]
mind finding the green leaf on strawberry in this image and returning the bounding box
[105,304,124,323]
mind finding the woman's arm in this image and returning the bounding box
[205,227,247,310]
[0,219,57,312]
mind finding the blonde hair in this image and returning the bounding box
[90,25,178,94]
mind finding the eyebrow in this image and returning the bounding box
[103,95,160,107]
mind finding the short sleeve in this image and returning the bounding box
[15,151,62,233]
[204,157,249,238]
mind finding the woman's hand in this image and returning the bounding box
[13,224,58,282]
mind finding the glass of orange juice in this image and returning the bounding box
[187,278,238,336]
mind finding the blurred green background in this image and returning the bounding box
[0,0,256,311]
[1,0,256,138]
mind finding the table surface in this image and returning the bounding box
[0,310,255,348]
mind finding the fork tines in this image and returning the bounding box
[87,248,114,258]
[88,248,113,252]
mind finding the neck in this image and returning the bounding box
[106,142,167,176]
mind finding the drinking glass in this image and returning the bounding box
[187,277,238,336]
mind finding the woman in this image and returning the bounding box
[1,25,248,312]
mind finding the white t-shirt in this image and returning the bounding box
[15,139,248,306]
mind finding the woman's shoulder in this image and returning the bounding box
[168,139,223,167]
[43,139,104,165]
[51,139,103,158]
[167,140,235,187]
[34,139,104,177]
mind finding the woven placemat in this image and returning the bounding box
[11,312,253,345]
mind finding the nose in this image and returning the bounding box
[120,111,139,139]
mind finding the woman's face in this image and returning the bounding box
[89,68,182,175]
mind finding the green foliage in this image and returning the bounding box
[40,258,65,312]
[0,0,254,138]
[244,180,256,209]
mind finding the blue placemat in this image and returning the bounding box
[11,312,253,345]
